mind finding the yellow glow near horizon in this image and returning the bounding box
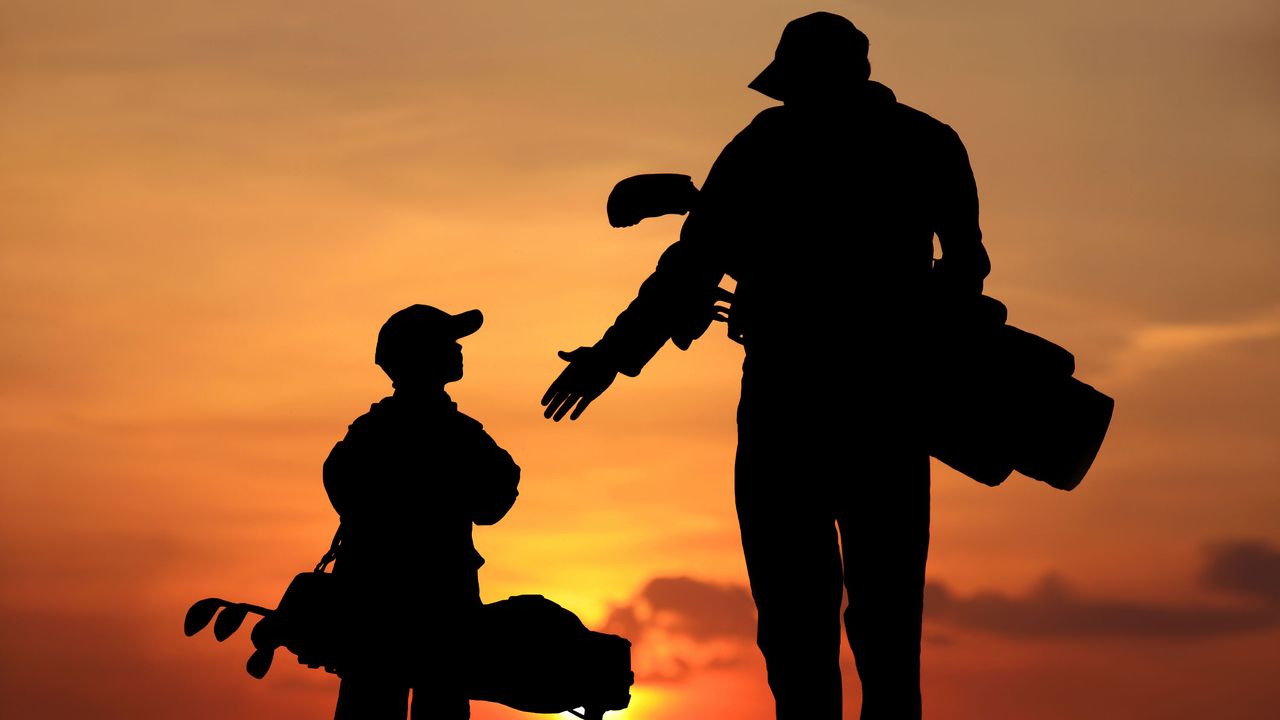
[2,2,1278,719]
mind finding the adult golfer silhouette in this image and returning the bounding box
[542,12,990,720]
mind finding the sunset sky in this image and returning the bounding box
[2,1,1278,718]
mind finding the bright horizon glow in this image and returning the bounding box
[1,1,1277,719]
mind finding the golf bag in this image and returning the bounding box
[926,294,1114,490]
[184,527,633,718]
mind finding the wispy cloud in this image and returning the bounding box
[926,540,1280,638]
[1200,539,1280,605]
[603,540,1280,683]
[1104,307,1280,383]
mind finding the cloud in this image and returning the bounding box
[603,576,757,641]
[604,541,1280,683]
[600,576,757,682]
[1200,539,1280,605]
[924,576,1275,639]
[926,540,1280,638]
[1103,307,1280,384]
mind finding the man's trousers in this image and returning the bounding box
[736,365,930,720]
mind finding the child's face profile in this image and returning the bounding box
[385,338,465,387]
[416,339,464,385]
[441,341,464,383]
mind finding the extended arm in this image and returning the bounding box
[540,218,731,421]
[542,120,767,421]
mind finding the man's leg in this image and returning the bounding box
[838,448,930,720]
[736,437,845,720]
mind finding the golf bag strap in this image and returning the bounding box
[314,524,343,573]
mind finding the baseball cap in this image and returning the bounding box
[374,305,483,369]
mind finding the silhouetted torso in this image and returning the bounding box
[596,81,987,384]
[326,388,517,592]
[323,387,518,705]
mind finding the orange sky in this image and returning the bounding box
[1,1,1278,718]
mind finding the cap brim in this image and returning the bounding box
[748,58,787,101]
[450,309,484,338]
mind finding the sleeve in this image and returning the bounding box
[931,125,991,297]
[593,118,765,376]
[322,426,364,518]
[452,416,521,526]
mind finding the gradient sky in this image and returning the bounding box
[2,1,1277,718]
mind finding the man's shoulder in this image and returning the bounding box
[884,99,962,147]
[731,106,789,144]
[711,106,791,168]
[887,98,954,132]
[740,95,957,140]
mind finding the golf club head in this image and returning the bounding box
[250,614,281,650]
[213,604,250,641]
[606,173,698,228]
[246,646,275,679]
[184,598,226,637]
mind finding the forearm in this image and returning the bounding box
[594,277,685,377]
[595,228,727,375]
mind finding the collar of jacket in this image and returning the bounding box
[784,80,897,112]
[387,387,456,412]
[862,80,897,104]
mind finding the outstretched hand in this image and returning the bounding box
[541,347,619,421]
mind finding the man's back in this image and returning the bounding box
[695,83,983,345]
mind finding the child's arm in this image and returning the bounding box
[453,415,521,526]
[323,436,359,518]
